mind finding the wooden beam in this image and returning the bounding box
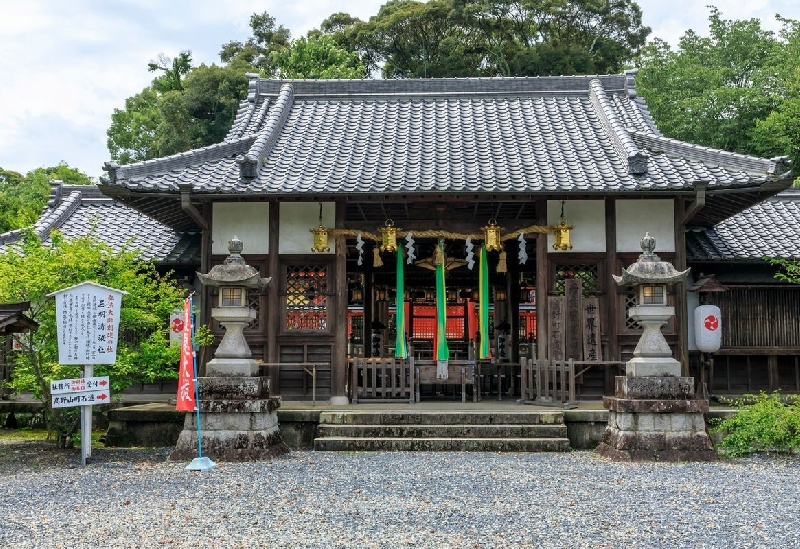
[605,198,619,393]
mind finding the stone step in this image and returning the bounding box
[316,423,567,439]
[318,410,564,426]
[313,436,571,452]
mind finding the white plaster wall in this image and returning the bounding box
[212,202,270,255]
[547,200,606,253]
[280,202,336,254]
[615,199,675,252]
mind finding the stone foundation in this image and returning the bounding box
[170,376,289,462]
[596,376,718,462]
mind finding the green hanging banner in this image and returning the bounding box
[479,246,490,359]
[435,240,450,379]
[394,248,407,359]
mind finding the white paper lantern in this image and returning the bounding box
[694,304,722,353]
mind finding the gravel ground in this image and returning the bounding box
[1,439,798,549]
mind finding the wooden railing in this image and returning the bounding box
[258,362,330,406]
[520,358,625,406]
[349,357,415,404]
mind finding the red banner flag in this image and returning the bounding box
[176,298,196,411]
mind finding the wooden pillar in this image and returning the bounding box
[674,197,690,376]
[535,198,549,360]
[267,201,280,390]
[605,198,619,394]
[332,199,349,403]
[199,203,212,377]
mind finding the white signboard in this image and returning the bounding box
[52,390,111,408]
[50,376,112,408]
[48,282,127,365]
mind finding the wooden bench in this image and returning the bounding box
[413,359,477,403]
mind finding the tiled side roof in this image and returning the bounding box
[687,190,800,260]
[0,182,200,265]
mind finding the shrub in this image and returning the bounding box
[710,391,800,457]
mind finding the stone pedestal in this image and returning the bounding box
[596,375,718,462]
[170,375,289,462]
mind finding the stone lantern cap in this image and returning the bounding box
[197,236,271,290]
[612,232,689,287]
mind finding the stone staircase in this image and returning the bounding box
[313,410,570,452]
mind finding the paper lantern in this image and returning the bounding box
[694,304,722,353]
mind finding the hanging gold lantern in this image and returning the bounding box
[482,218,502,252]
[310,203,330,253]
[380,219,399,252]
[552,201,573,251]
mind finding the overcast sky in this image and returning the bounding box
[0,0,797,180]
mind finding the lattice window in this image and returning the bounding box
[624,291,641,330]
[554,264,599,296]
[247,289,260,328]
[285,265,328,331]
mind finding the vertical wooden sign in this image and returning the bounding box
[564,279,583,360]
[582,297,602,361]
[548,296,565,361]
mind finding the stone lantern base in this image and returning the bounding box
[595,375,718,462]
[170,375,289,462]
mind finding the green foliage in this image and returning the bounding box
[341,0,650,78]
[272,34,366,79]
[0,229,185,445]
[768,257,800,285]
[711,392,800,457]
[637,8,799,168]
[219,12,291,77]
[107,63,248,164]
[0,163,91,233]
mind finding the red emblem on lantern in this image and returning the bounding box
[704,315,719,331]
[172,317,185,333]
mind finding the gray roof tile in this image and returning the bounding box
[98,74,793,230]
[0,182,200,265]
[687,189,800,260]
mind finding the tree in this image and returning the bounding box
[148,51,193,93]
[0,164,92,233]
[107,63,249,163]
[635,8,787,158]
[271,34,367,79]
[0,229,184,446]
[341,0,650,78]
[219,12,291,76]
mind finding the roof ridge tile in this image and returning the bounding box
[588,78,648,174]
[237,83,294,179]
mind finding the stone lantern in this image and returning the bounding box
[596,233,717,462]
[196,236,270,376]
[171,236,288,462]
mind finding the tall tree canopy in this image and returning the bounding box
[636,7,799,173]
[327,0,650,78]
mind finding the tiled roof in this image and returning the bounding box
[0,182,200,266]
[99,72,793,230]
[687,189,800,261]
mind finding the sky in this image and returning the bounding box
[0,0,797,180]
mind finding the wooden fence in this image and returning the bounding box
[349,357,415,404]
[520,357,624,406]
